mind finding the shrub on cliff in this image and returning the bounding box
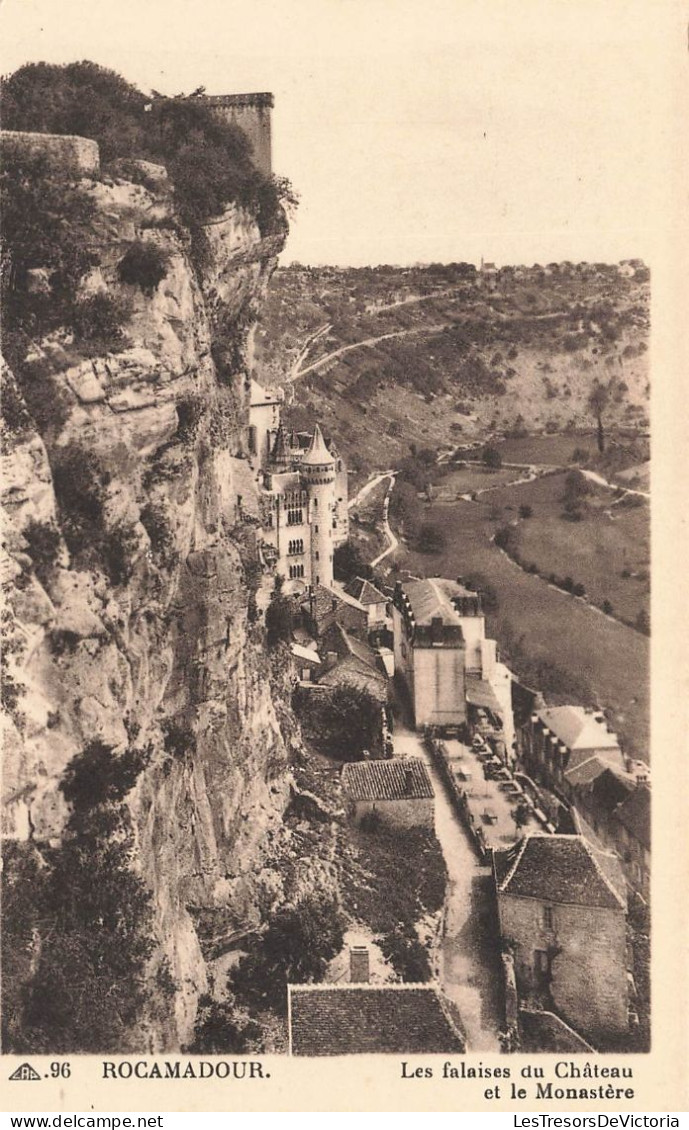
[187,995,262,1054]
[23,518,61,586]
[2,740,154,1053]
[60,740,151,812]
[229,895,345,1015]
[117,240,171,295]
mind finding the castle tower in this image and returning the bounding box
[300,425,337,590]
[200,93,273,176]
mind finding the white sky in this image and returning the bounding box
[0,0,683,267]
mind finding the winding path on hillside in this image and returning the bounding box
[290,323,452,381]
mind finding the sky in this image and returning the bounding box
[0,0,684,267]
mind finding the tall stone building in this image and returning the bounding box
[249,380,348,593]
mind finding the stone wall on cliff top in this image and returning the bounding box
[1,154,318,1049]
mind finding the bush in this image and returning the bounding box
[602,599,614,615]
[295,681,383,761]
[416,522,446,555]
[333,540,373,584]
[100,521,140,586]
[71,292,131,348]
[379,928,432,982]
[162,719,196,760]
[518,504,533,519]
[117,240,171,295]
[229,895,345,1015]
[573,582,586,598]
[140,502,177,568]
[23,519,61,586]
[60,740,150,812]
[187,995,262,1054]
[482,444,502,469]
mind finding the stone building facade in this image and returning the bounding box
[493,834,629,1044]
[341,758,434,831]
[249,380,347,594]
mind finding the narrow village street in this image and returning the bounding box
[391,718,503,1051]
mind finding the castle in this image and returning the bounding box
[249,380,348,593]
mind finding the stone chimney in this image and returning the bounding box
[430,615,444,644]
[350,946,370,983]
[404,766,414,795]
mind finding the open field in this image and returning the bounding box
[492,475,650,625]
[385,492,649,760]
[432,465,522,498]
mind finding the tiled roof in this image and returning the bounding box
[342,757,434,802]
[495,834,626,909]
[539,706,620,752]
[289,983,465,1055]
[614,784,650,851]
[564,753,628,789]
[344,577,388,606]
[400,579,462,627]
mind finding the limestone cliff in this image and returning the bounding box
[1,154,311,1049]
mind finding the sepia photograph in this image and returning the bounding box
[0,0,685,1111]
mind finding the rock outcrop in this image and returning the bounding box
[1,151,307,1049]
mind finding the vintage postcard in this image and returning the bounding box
[0,0,687,1114]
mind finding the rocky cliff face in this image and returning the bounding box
[2,158,304,1049]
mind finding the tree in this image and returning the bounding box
[588,382,611,454]
[229,895,345,1014]
[318,682,383,760]
[187,995,262,1054]
[265,576,294,646]
[416,522,446,555]
[518,504,533,519]
[482,445,503,469]
[562,469,590,521]
[333,540,373,584]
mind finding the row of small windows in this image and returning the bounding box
[287,508,303,525]
[289,564,305,580]
[288,539,304,556]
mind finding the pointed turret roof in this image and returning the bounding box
[269,424,290,469]
[301,423,335,467]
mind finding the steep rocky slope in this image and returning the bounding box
[1,148,316,1049]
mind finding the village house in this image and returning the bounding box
[608,784,650,901]
[519,705,627,804]
[316,622,389,704]
[299,584,368,641]
[341,757,434,830]
[392,579,467,731]
[343,576,390,637]
[392,577,514,746]
[493,833,629,1044]
[288,982,465,1055]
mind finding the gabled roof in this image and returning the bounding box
[344,577,388,606]
[399,579,462,627]
[288,983,464,1055]
[564,752,628,789]
[342,758,434,802]
[614,784,651,851]
[494,834,626,910]
[538,706,620,752]
[590,768,635,811]
[301,423,335,467]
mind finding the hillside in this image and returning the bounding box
[256,261,650,483]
